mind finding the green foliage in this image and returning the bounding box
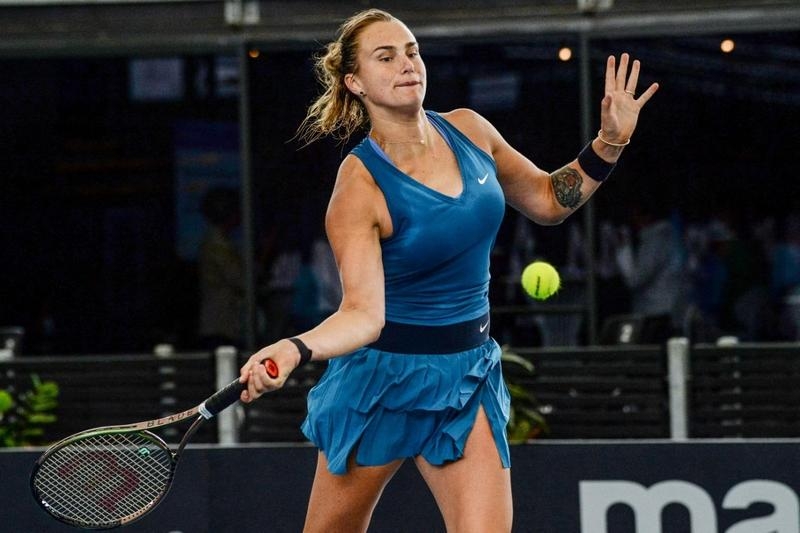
[0,374,59,447]
[502,347,549,444]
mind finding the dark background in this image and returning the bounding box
[0,16,798,354]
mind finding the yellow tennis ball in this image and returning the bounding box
[521,261,561,300]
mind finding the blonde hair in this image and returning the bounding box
[296,9,396,145]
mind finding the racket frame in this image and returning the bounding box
[30,358,278,529]
[30,406,208,529]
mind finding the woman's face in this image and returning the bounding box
[348,19,427,113]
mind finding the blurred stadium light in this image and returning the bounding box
[577,0,614,13]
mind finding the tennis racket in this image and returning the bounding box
[30,358,279,529]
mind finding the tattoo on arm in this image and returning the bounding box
[550,166,583,209]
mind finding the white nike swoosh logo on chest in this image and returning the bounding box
[477,173,488,185]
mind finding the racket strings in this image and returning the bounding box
[33,431,174,527]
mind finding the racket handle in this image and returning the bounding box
[201,359,279,418]
[202,379,245,418]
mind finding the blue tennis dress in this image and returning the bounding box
[301,110,510,475]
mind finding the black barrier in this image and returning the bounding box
[9,342,800,446]
[6,441,800,532]
[512,345,670,438]
[690,342,800,438]
[0,353,217,444]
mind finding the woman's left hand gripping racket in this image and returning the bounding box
[30,358,279,530]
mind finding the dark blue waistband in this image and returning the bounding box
[368,312,490,354]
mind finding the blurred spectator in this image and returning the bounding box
[310,237,342,320]
[597,219,632,325]
[259,230,342,342]
[714,212,771,339]
[197,187,244,349]
[685,211,780,342]
[685,220,729,339]
[615,204,690,344]
[290,243,321,333]
[771,212,800,339]
[261,241,302,343]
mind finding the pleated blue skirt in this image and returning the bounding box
[300,338,510,475]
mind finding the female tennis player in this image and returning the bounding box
[240,8,658,532]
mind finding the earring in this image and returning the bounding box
[359,91,366,96]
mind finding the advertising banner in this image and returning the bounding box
[7,441,800,532]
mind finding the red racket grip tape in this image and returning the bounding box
[265,358,279,378]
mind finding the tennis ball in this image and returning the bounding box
[521,261,561,300]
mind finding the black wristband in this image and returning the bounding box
[288,337,313,368]
[577,142,616,183]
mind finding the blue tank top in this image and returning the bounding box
[350,110,505,325]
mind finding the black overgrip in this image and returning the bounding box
[201,379,245,418]
[201,359,278,418]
